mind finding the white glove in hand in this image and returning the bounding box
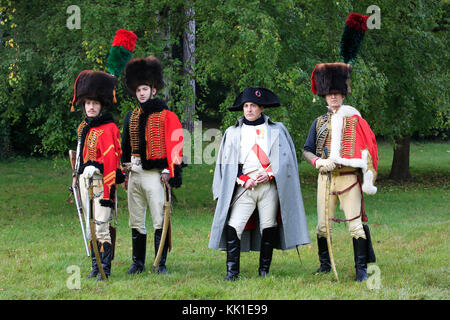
[123,162,132,172]
[81,165,100,179]
[315,158,336,172]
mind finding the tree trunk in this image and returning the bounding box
[157,7,172,102]
[389,135,412,181]
[182,2,195,133]
[0,119,13,158]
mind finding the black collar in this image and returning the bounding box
[84,113,114,127]
[139,98,168,114]
[243,115,265,126]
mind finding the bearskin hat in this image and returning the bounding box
[71,70,118,111]
[228,87,280,111]
[310,63,352,98]
[124,55,164,94]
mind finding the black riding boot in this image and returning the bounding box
[154,228,169,274]
[353,237,369,282]
[87,241,99,279]
[259,227,277,277]
[127,228,147,274]
[315,236,331,274]
[224,225,240,281]
[97,242,112,281]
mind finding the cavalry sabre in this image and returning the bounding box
[325,172,339,282]
[153,183,172,270]
[68,150,90,257]
[87,177,107,281]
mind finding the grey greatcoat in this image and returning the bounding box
[208,114,310,252]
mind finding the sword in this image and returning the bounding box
[68,150,90,257]
[230,164,272,208]
[110,187,118,260]
[87,177,107,281]
[153,183,172,270]
[69,184,90,257]
[324,147,338,281]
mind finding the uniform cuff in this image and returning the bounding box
[236,174,250,186]
[311,157,319,167]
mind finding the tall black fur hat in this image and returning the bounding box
[228,87,280,111]
[310,63,352,98]
[124,55,164,94]
[71,70,118,111]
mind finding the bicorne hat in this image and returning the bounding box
[228,87,280,111]
[124,55,164,94]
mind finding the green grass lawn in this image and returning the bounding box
[0,141,448,300]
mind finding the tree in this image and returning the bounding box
[358,0,449,180]
[1,0,447,184]
[0,0,197,156]
[195,0,448,180]
[183,0,196,133]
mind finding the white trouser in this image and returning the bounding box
[228,180,279,240]
[316,172,366,239]
[128,157,165,235]
[79,176,112,244]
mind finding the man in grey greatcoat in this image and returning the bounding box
[209,87,310,280]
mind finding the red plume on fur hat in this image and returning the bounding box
[310,13,369,103]
[124,55,164,94]
[70,29,137,112]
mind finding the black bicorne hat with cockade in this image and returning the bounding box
[228,87,280,111]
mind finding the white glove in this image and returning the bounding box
[123,162,132,172]
[81,165,100,179]
[315,158,336,172]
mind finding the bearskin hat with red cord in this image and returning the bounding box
[70,29,137,111]
[310,13,368,101]
[71,70,118,109]
[311,63,352,98]
[124,55,164,94]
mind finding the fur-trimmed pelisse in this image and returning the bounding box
[311,62,352,97]
[72,70,118,110]
[124,55,164,94]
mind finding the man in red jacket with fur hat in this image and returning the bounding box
[121,55,183,275]
[303,62,378,282]
[72,70,124,280]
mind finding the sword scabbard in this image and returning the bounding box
[88,178,107,281]
[153,184,171,269]
[325,172,339,281]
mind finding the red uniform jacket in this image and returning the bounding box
[77,115,123,206]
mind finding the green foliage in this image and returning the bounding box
[0,0,447,159]
[0,0,196,156]
[357,0,449,140]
